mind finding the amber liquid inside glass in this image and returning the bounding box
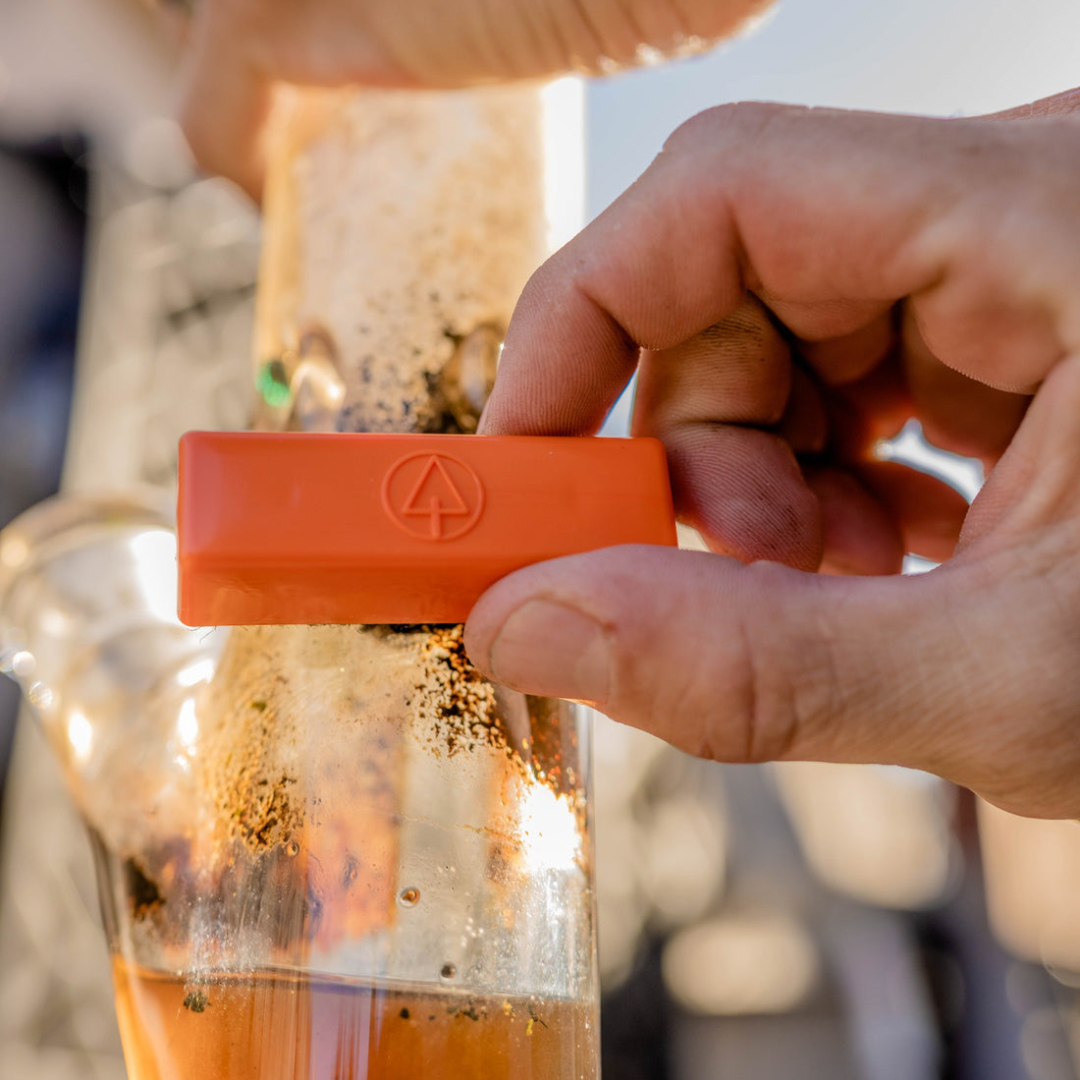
[112,958,598,1080]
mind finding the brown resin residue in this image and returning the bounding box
[410,626,581,799]
[120,623,587,962]
[256,86,547,437]
[89,94,596,1080]
[215,699,305,856]
[519,695,580,801]
[123,857,165,920]
[412,625,500,759]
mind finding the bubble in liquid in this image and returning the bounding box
[440,963,457,981]
[398,887,420,908]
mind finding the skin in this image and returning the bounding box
[174,2,1080,819]
[177,0,772,197]
[465,89,1080,821]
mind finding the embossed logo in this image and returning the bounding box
[381,453,485,541]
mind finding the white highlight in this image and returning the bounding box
[177,698,199,751]
[28,682,55,713]
[129,530,180,626]
[176,658,215,688]
[519,782,582,873]
[11,651,35,678]
[874,419,983,501]
[67,710,93,764]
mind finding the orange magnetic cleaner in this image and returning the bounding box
[178,432,677,626]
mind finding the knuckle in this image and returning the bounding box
[662,101,790,157]
[601,560,804,765]
[738,562,813,761]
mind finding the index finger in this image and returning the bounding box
[480,101,1080,436]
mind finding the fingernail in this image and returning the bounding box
[486,600,611,704]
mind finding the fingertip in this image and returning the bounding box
[464,557,572,675]
[470,597,613,704]
[806,467,905,576]
[856,460,968,564]
[178,5,271,200]
[482,266,640,437]
[463,578,520,675]
[665,426,824,571]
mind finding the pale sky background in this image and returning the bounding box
[587,0,1080,217]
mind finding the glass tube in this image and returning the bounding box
[2,81,598,1080]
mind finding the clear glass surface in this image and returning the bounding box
[1,81,598,1080]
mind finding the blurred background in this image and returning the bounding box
[2,0,1080,1077]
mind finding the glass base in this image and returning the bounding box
[112,958,598,1080]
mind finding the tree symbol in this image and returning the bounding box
[400,455,472,539]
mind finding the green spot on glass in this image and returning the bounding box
[257,360,292,409]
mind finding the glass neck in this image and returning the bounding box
[252,82,583,437]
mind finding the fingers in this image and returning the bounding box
[179,0,272,198]
[628,297,966,570]
[662,424,823,569]
[483,102,1080,439]
[466,546,930,765]
[464,541,1080,818]
[482,269,642,436]
[804,468,903,576]
[962,353,1080,548]
[983,86,1080,121]
[632,299,825,568]
[797,311,895,387]
[466,89,1080,824]
[632,301,791,430]
[854,461,967,563]
[900,308,1029,468]
[776,366,828,453]
[179,0,408,198]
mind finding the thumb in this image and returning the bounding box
[465,546,954,767]
[465,543,1080,818]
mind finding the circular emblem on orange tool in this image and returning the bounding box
[381,452,486,541]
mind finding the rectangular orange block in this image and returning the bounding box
[178,432,676,626]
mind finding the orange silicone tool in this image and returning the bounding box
[178,432,676,626]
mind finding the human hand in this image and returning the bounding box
[176,0,772,197]
[465,89,1080,819]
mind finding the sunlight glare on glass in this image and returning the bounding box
[67,710,93,765]
[177,698,199,751]
[129,529,180,625]
[11,650,35,679]
[176,658,215,688]
[520,782,582,873]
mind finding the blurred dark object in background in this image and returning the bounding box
[0,136,87,815]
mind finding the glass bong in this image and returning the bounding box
[0,82,600,1079]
